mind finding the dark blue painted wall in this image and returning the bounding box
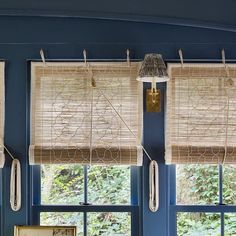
[0,0,236,31]
[1,16,236,236]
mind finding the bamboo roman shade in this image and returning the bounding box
[0,62,4,168]
[29,62,143,166]
[165,64,236,164]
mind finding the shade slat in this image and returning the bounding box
[165,63,236,164]
[29,62,143,166]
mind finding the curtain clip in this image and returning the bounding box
[83,49,87,66]
[222,49,229,77]
[126,49,130,67]
[40,49,46,67]
[178,49,184,68]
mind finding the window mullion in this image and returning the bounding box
[219,165,224,236]
[31,166,41,225]
[169,165,176,205]
[169,165,176,236]
[32,166,41,206]
[219,165,223,205]
[131,166,138,205]
[84,166,88,204]
[84,166,88,236]
[84,212,87,236]
[221,212,225,236]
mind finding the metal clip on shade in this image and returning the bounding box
[83,49,87,66]
[40,49,46,67]
[222,49,230,77]
[178,49,184,68]
[126,49,130,67]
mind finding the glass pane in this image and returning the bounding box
[87,212,131,236]
[223,165,236,204]
[177,212,221,236]
[225,213,236,236]
[41,164,84,204]
[176,165,219,205]
[88,166,130,204]
[40,212,83,236]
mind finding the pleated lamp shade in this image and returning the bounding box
[137,54,169,83]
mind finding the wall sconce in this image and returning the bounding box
[136,53,169,212]
[137,54,169,112]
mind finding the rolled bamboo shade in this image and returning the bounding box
[0,62,4,168]
[29,62,143,166]
[165,63,236,164]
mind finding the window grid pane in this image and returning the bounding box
[176,165,219,205]
[41,164,84,205]
[87,212,131,236]
[223,165,236,205]
[40,212,84,236]
[177,212,221,236]
[87,166,130,205]
[38,165,134,235]
[174,165,236,235]
[225,213,236,236]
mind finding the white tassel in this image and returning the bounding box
[149,160,159,212]
[10,159,21,211]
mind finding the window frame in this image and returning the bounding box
[168,165,236,236]
[30,163,141,236]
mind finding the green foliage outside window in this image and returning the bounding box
[177,165,236,236]
[40,165,131,235]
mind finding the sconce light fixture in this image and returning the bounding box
[137,53,169,112]
[136,53,169,212]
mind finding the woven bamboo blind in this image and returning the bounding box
[29,62,143,166]
[0,62,4,168]
[165,63,236,164]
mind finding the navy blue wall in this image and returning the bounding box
[0,0,236,30]
[1,16,236,236]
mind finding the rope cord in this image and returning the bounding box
[84,64,153,163]
[98,88,153,162]
[222,94,230,164]
[4,145,15,160]
[89,83,94,166]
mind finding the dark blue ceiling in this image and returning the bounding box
[0,0,235,31]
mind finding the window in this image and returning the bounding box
[32,164,138,236]
[170,164,236,236]
[167,64,236,236]
[30,62,142,236]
